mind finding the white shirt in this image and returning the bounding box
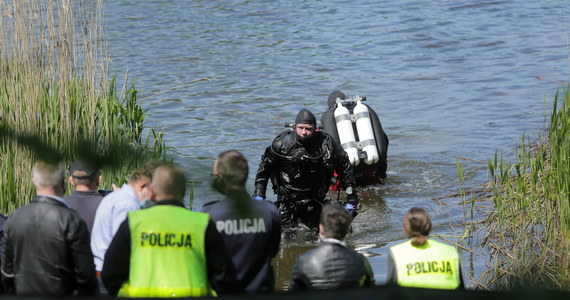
[90,184,140,271]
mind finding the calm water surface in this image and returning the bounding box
[103,0,569,290]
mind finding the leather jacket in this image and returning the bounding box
[1,196,97,296]
[289,240,375,290]
[254,130,356,201]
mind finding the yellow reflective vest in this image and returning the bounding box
[118,205,213,297]
[389,239,461,290]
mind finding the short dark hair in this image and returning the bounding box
[152,165,186,199]
[320,203,351,240]
[216,150,248,187]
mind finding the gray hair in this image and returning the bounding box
[32,161,65,188]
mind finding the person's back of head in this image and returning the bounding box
[319,203,351,240]
[213,150,248,191]
[32,160,66,195]
[69,159,101,190]
[151,165,186,201]
[403,207,432,247]
[213,150,256,218]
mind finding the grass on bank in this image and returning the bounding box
[462,85,570,290]
[0,1,169,213]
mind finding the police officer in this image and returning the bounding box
[202,150,281,293]
[101,165,241,297]
[254,108,359,229]
[387,207,465,290]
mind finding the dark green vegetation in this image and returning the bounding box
[0,1,168,213]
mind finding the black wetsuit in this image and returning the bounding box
[254,130,356,229]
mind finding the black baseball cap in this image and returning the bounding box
[69,159,101,179]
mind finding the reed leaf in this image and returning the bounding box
[475,85,570,290]
[0,0,169,213]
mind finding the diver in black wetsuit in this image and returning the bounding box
[253,109,359,229]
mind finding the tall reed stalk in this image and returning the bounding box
[0,0,168,213]
[477,85,570,290]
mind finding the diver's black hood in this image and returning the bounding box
[295,108,316,126]
[327,90,347,108]
[294,109,317,145]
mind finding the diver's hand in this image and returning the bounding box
[345,187,360,219]
[344,202,358,219]
[347,193,358,205]
[253,185,266,201]
[346,187,359,205]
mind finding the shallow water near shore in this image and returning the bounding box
[103,0,569,290]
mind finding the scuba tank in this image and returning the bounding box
[354,100,379,165]
[322,92,389,187]
[334,102,359,166]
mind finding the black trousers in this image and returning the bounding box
[276,197,327,230]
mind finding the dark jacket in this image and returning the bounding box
[254,130,356,201]
[202,191,281,293]
[64,190,104,234]
[102,200,242,297]
[0,213,7,293]
[1,196,97,296]
[290,240,375,290]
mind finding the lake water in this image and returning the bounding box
[103,0,569,290]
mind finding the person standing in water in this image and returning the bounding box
[254,108,359,230]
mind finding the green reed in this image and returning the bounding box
[0,1,169,213]
[477,85,570,290]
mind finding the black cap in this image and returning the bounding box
[327,90,346,108]
[295,109,316,126]
[70,159,100,179]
